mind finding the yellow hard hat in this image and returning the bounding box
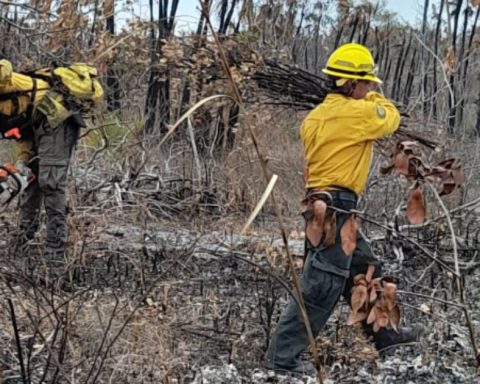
[322,43,382,84]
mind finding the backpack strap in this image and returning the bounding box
[30,78,37,103]
[0,90,30,101]
[11,93,19,115]
[0,80,38,116]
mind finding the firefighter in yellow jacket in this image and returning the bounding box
[266,43,425,376]
[0,59,83,264]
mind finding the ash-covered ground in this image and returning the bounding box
[1,219,479,383]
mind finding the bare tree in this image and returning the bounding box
[447,0,464,135]
[144,0,180,135]
[105,0,121,112]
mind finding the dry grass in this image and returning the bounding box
[0,280,177,383]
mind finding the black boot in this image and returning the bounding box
[372,324,426,352]
[266,359,317,378]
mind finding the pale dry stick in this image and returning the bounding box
[199,2,324,382]
[414,260,437,284]
[241,174,278,234]
[93,33,133,64]
[427,185,460,277]
[158,94,232,148]
[187,117,202,183]
[412,32,455,110]
[397,290,465,309]
[426,182,480,368]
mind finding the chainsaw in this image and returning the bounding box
[0,162,34,206]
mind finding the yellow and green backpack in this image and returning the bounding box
[0,59,104,129]
[30,63,104,128]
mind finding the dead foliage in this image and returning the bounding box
[348,266,401,333]
[406,186,427,225]
[380,140,465,224]
[340,215,358,256]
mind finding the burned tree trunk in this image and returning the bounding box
[421,0,429,117]
[403,47,418,105]
[348,15,359,42]
[459,5,479,126]
[397,31,413,102]
[432,0,445,119]
[218,0,237,35]
[391,34,406,101]
[447,0,464,135]
[105,0,121,112]
[144,0,179,135]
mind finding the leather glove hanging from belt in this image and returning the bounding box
[302,188,359,257]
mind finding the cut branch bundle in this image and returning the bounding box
[252,61,328,109]
[251,61,438,150]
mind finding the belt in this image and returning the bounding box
[328,189,357,204]
[305,187,358,205]
[302,188,357,222]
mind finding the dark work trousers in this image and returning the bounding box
[19,117,79,252]
[266,192,384,370]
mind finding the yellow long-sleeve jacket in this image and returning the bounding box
[300,92,400,195]
[0,60,50,163]
[0,59,49,116]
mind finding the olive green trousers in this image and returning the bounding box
[18,118,78,252]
